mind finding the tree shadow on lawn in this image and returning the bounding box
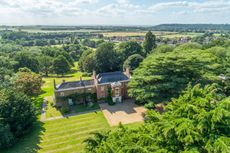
[55,102,101,118]
[2,121,45,153]
[39,89,49,96]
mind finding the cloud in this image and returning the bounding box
[117,0,129,4]
[0,0,229,25]
[0,0,98,16]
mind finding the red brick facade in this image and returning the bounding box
[54,70,130,106]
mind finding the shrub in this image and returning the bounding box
[0,121,15,149]
[144,102,155,110]
[61,106,71,114]
[107,88,115,106]
[0,88,36,148]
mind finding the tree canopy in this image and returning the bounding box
[123,54,144,71]
[0,89,36,148]
[143,31,156,55]
[14,51,40,73]
[117,41,143,62]
[52,55,71,75]
[128,44,227,104]
[84,84,230,153]
[78,49,96,73]
[13,68,42,96]
[94,42,120,73]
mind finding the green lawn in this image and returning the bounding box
[45,98,100,118]
[3,111,110,153]
[1,61,144,153]
[3,111,143,153]
[40,62,90,98]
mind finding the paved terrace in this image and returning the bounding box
[99,99,146,126]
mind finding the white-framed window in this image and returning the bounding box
[60,92,65,96]
[115,88,119,96]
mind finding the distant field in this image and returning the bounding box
[101,31,175,37]
[161,32,204,38]
[0,27,107,33]
[0,27,204,39]
[101,31,203,38]
[21,29,107,33]
[102,31,147,37]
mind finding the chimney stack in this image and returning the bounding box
[125,67,131,78]
[53,79,57,90]
[80,76,84,86]
[92,70,96,79]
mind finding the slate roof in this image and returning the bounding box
[97,71,129,84]
[57,80,94,90]
[56,71,129,90]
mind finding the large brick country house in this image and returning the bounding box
[54,68,131,107]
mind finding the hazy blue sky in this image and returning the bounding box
[0,0,229,25]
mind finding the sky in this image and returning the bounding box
[0,0,230,25]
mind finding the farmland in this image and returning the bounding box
[101,31,203,38]
[0,24,228,153]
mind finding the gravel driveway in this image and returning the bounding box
[99,99,146,126]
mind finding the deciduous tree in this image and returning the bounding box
[117,41,143,62]
[95,42,120,73]
[0,89,36,137]
[123,54,144,71]
[52,55,71,76]
[14,68,42,96]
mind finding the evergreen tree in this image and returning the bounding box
[143,31,156,56]
[128,45,224,104]
[84,84,230,153]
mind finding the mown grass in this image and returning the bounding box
[1,61,144,153]
[2,111,144,153]
[2,111,110,153]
